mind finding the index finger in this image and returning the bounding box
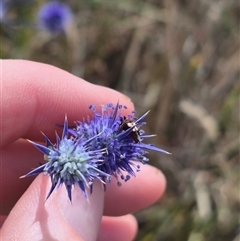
[1,60,133,146]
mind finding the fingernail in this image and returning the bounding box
[58,183,104,240]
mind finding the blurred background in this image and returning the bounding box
[1,0,239,240]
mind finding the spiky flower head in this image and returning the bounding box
[70,103,170,186]
[38,1,72,33]
[21,103,170,201]
[21,117,110,201]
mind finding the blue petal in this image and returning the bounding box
[41,132,54,148]
[27,139,51,155]
[108,102,119,127]
[65,184,72,201]
[55,132,61,148]
[134,143,171,154]
[141,134,157,138]
[134,110,150,124]
[62,115,68,139]
[82,131,103,147]
[68,128,77,137]
[78,181,88,199]
[46,181,57,200]
[20,164,46,178]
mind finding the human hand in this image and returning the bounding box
[0,60,166,241]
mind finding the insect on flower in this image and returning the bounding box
[119,116,141,143]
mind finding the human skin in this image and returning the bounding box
[0,60,166,241]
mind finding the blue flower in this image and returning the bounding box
[71,103,170,186]
[38,1,72,33]
[21,116,110,201]
[0,0,7,22]
[21,103,170,201]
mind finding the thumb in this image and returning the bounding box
[1,175,104,241]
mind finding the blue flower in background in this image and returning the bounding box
[21,103,170,201]
[0,0,7,22]
[38,1,72,33]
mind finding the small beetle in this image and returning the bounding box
[119,116,141,143]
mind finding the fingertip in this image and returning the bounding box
[104,165,167,216]
[1,175,104,241]
[98,214,138,241]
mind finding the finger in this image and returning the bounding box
[2,59,133,146]
[1,139,42,214]
[103,164,166,216]
[1,139,166,217]
[0,175,104,241]
[97,215,137,241]
[0,215,7,227]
